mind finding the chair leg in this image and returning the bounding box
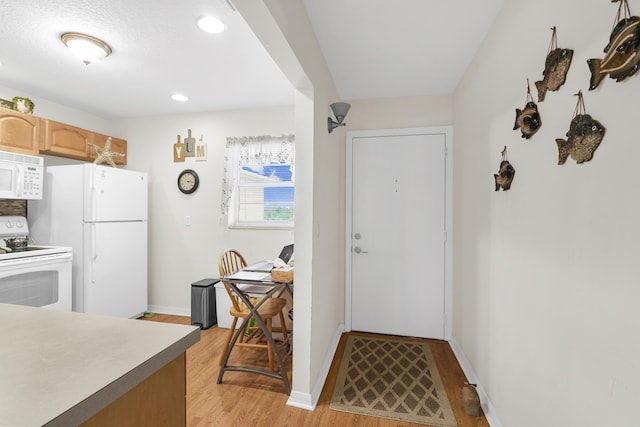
[278,310,289,351]
[219,317,238,366]
[238,319,249,344]
[266,318,275,371]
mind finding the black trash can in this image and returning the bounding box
[191,278,219,329]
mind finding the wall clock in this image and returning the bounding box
[177,169,199,194]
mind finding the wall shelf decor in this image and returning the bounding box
[173,135,185,162]
[555,91,606,165]
[536,26,573,102]
[513,79,542,139]
[494,146,515,191]
[587,0,640,90]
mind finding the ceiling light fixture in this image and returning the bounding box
[328,102,351,133]
[171,94,189,102]
[61,32,112,65]
[197,16,226,34]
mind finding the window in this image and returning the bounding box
[221,135,294,229]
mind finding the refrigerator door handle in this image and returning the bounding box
[91,223,98,260]
[91,185,97,222]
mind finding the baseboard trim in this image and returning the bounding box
[448,337,503,427]
[287,323,345,410]
[147,305,190,317]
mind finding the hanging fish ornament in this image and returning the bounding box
[494,146,515,191]
[555,91,606,165]
[513,79,542,139]
[588,0,640,90]
[535,26,574,102]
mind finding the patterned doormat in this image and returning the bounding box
[330,335,457,426]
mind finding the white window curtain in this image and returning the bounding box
[221,134,295,215]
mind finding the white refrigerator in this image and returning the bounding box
[28,164,148,318]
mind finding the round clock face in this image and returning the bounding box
[178,169,199,194]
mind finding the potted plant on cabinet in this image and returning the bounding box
[12,96,35,114]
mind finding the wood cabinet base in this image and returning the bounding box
[81,353,186,427]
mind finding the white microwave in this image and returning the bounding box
[0,151,43,200]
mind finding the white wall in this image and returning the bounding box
[348,95,453,130]
[453,1,640,425]
[0,84,115,137]
[119,107,295,314]
[238,0,344,403]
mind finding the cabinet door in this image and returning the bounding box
[88,133,127,165]
[0,110,40,155]
[41,119,90,160]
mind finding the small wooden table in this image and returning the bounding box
[217,273,293,394]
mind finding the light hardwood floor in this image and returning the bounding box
[143,314,489,427]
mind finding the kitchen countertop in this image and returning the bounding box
[0,303,200,426]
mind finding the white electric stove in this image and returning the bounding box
[0,216,72,311]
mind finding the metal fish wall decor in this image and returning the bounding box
[494,146,516,191]
[588,0,640,90]
[513,79,542,139]
[555,91,606,165]
[535,26,574,102]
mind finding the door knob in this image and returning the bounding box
[354,246,368,254]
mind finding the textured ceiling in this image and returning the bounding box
[0,0,295,119]
[0,0,504,120]
[304,0,505,100]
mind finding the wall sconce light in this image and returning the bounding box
[328,102,351,133]
[61,32,112,65]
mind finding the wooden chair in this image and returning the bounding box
[218,249,288,371]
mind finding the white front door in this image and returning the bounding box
[346,127,451,339]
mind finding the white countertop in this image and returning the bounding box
[0,304,200,426]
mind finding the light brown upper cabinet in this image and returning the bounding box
[0,110,41,155]
[40,119,90,160]
[0,111,127,164]
[40,119,127,165]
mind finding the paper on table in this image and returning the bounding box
[237,283,274,294]
[227,271,270,281]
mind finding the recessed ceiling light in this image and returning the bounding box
[197,16,226,34]
[61,32,112,65]
[171,94,189,102]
